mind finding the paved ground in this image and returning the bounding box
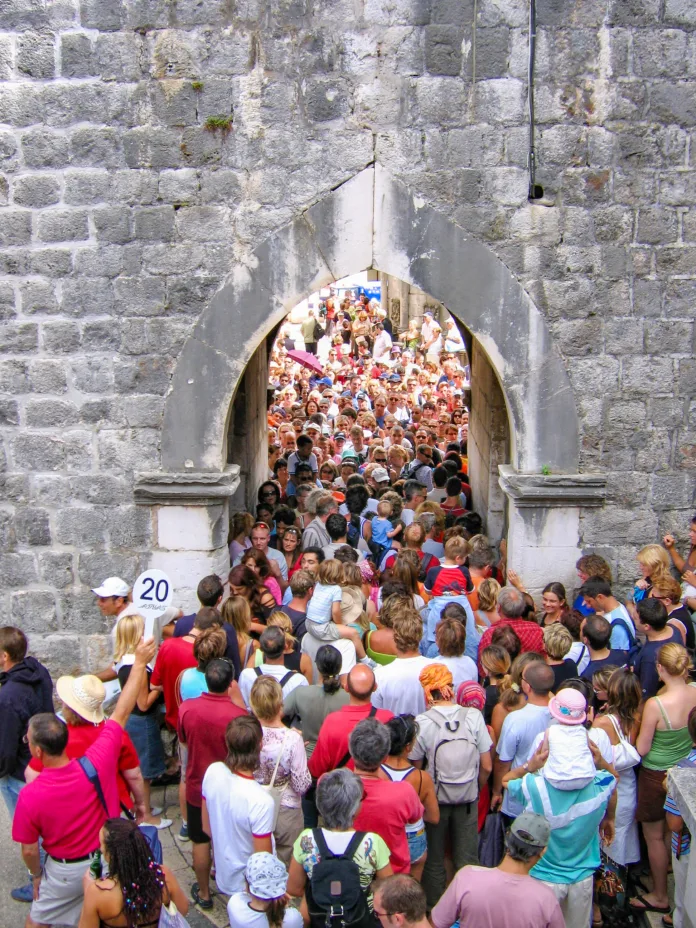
[0,784,224,928]
[0,784,669,928]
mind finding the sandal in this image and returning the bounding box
[191,882,214,910]
[629,894,671,915]
[662,917,673,928]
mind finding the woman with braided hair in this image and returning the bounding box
[78,818,189,928]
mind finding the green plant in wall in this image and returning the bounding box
[541,464,551,476]
[191,80,204,92]
[204,115,233,135]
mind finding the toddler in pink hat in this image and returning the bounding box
[541,689,596,791]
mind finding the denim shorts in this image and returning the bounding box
[407,819,427,863]
[125,713,166,781]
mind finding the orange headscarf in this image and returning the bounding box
[419,663,454,704]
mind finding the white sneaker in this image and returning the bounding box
[150,806,163,816]
[151,818,173,830]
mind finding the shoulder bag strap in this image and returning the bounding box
[77,756,108,815]
[269,728,290,788]
[654,696,673,730]
[279,670,297,688]
[254,666,263,677]
[368,705,377,718]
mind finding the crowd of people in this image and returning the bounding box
[2,291,696,928]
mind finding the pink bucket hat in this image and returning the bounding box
[548,688,587,726]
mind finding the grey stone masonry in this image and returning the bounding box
[0,0,693,673]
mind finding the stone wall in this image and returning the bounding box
[468,339,508,543]
[0,0,695,671]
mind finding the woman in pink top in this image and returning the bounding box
[241,548,282,605]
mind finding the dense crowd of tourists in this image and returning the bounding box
[2,291,696,928]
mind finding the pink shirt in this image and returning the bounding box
[13,720,123,858]
[431,866,565,928]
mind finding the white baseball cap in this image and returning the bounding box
[372,467,390,483]
[92,576,130,598]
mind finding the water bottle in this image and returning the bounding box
[89,850,102,880]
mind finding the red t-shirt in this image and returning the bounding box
[308,704,394,779]
[477,618,546,676]
[13,720,123,858]
[151,636,197,729]
[353,777,423,874]
[178,693,247,806]
[424,563,473,597]
[28,722,139,810]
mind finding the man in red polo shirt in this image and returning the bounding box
[477,586,546,675]
[178,658,247,909]
[308,665,393,779]
[350,718,424,874]
[12,636,155,928]
[150,607,221,730]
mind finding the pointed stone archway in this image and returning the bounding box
[138,166,605,606]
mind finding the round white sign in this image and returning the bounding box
[132,569,172,623]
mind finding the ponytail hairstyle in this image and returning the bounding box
[385,714,419,757]
[100,818,164,928]
[500,651,544,710]
[266,611,296,651]
[481,644,511,686]
[657,642,690,679]
[316,645,342,695]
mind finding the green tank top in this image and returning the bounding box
[643,696,693,770]
[365,630,396,666]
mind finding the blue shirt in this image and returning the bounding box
[508,771,616,884]
[179,667,208,702]
[371,517,393,547]
[604,604,635,651]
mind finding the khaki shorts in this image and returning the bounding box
[31,855,95,927]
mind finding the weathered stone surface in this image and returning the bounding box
[0,1,690,676]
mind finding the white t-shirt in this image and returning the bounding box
[302,635,357,683]
[372,656,434,716]
[201,763,275,894]
[567,641,590,674]
[436,654,478,692]
[306,582,343,625]
[497,704,551,817]
[228,894,304,928]
[239,663,308,708]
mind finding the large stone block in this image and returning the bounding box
[11,590,57,632]
[55,508,107,546]
[38,551,74,588]
[17,31,55,79]
[0,553,38,586]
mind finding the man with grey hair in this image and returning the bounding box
[477,585,546,676]
[431,812,564,928]
[349,719,424,875]
[238,627,308,707]
[302,491,338,550]
[418,511,444,560]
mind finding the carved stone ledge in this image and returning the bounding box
[134,468,240,506]
[499,465,607,508]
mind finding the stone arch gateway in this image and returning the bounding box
[141,166,605,606]
[162,165,579,476]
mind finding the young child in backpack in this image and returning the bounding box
[541,689,596,791]
[305,559,365,654]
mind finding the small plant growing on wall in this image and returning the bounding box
[191,80,204,92]
[541,464,551,476]
[204,115,233,135]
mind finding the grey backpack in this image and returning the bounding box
[427,707,479,805]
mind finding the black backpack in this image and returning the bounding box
[306,828,374,928]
